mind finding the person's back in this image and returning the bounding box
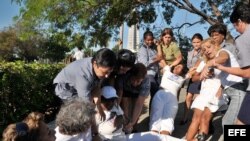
[53,48,117,101]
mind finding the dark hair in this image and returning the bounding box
[207,24,227,37]
[171,63,185,75]
[191,33,203,41]
[230,3,250,24]
[128,63,147,80]
[160,28,176,42]
[117,49,136,68]
[101,96,117,103]
[143,30,154,40]
[92,48,117,68]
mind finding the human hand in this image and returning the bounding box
[123,122,134,134]
[185,67,197,79]
[114,115,123,129]
[213,60,222,69]
[97,105,106,121]
[200,66,214,80]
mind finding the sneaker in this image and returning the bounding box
[196,133,206,141]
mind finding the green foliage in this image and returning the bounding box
[12,0,247,48]
[0,26,70,62]
[0,61,64,133]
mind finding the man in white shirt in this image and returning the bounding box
[73,47,84,60]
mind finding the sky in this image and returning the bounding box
[0,0,237,50]
[0,0,20,30]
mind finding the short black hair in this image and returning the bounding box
[230,3,250,24]
[191,33,203,41]
[207,24,227,38]
[143,30,154,40]
[117,49,136,68]
[128,63,147,80]
[92,48,117,68]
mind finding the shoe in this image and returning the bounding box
[208,121,214,134]
[196,133,206,141]
[179,119,188,125]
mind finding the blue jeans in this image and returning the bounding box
[222,83,246,128]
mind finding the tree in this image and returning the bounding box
[0,26,42,61]
[12,0,249,47]
[0,25,69,62]
[0,27,18,61]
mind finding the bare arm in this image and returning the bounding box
[157,44,163,59]
[131,95,147,125]
[215,64,250,78]
[200,50,229,80]
[207,51,229,67]
[170,53,183,67]
[124,95,147,131]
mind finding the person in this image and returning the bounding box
[214,3,250,125]
[2,112,56,141]
[53,48,117,101]
[157,28,182,69]
[186,38,245,140]
[137,30,160,109]
[102,49,136,104]
[55,98,98,141]
[181,33,203,125]
[115,49,136,75]
[73,47,84,60]
[149,63,185,135]
[95,86,124,140]
[2,122,30,141]
[199,36,246,128]
[117,63,150,133]
[185,38,223,141]
[207,23,237,57]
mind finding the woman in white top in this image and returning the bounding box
[150,64,185,135]
[186,38,245,141]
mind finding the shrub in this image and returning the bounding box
[0,61,64,134]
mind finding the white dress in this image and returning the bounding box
[191,61,222,112]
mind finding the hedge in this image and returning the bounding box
[0,61,64,134]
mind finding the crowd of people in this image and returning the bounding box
[2,3,250,141]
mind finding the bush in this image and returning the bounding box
[0,61,64,134]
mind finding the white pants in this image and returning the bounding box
[149,89,178,134]
[111,132,186,141]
